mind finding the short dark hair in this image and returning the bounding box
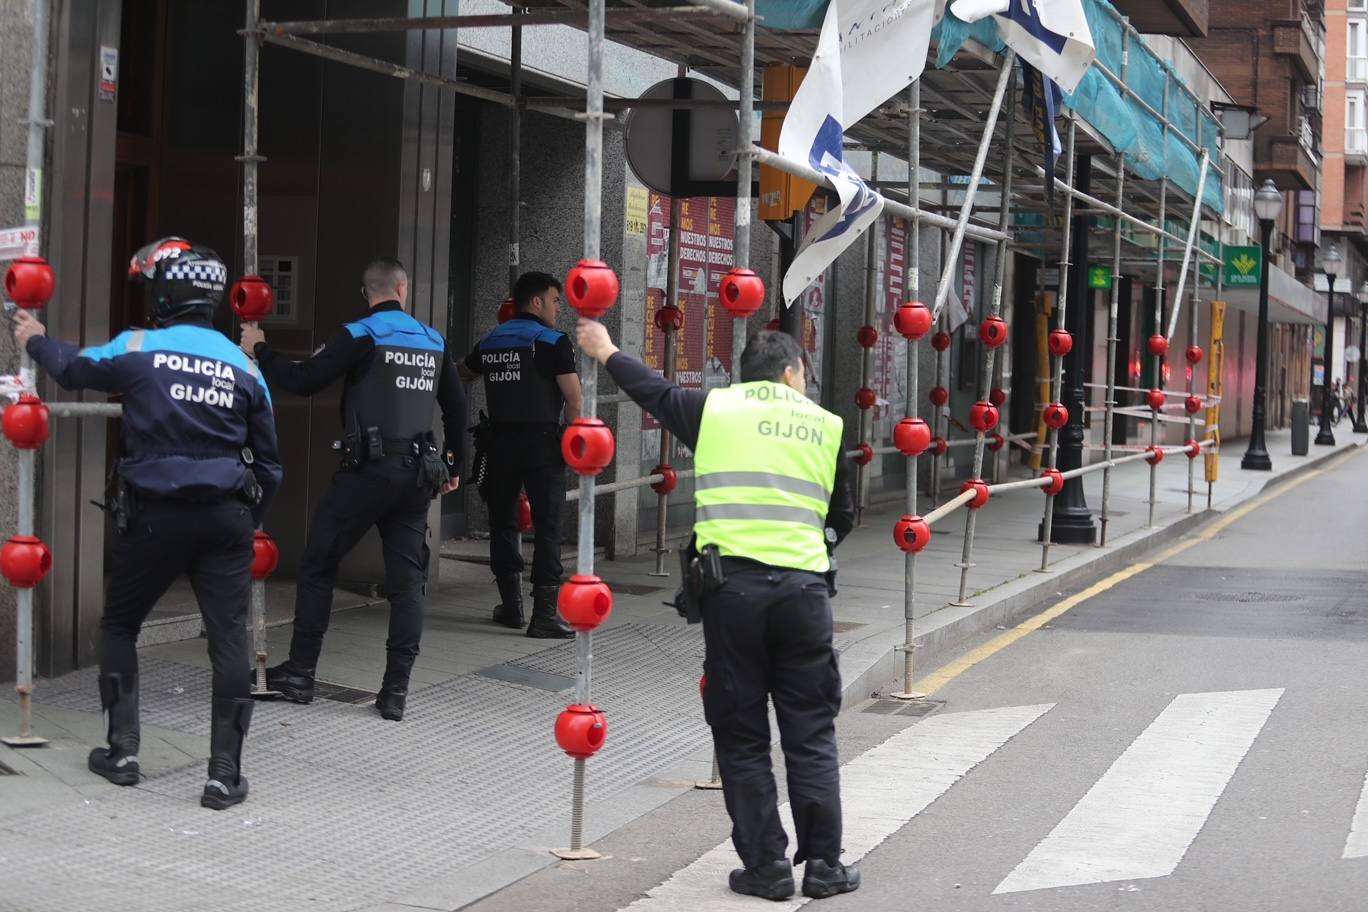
[515,271,563,310]
[740,330,804,383]
[362,258,407,299]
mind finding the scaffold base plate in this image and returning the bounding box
[693,778,724,790]
[950,600,973,608]
[888,691,927,701]
[1,734,48,747]
[551,847,603,861]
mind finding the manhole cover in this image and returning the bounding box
[861,698,944,718]
[475,663,575,692]
[603,581,670,596]
[1194,591,1303,603]
[313,681,378,704]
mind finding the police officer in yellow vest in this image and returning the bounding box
[577,322,858,902]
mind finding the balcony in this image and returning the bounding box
[1349,128,1368,165]
[1259,134,1319,190]
[1344,201,1368,232]
[1351,57,1368,84]
[1109,0,1207,36]
[1271,16,1320,83]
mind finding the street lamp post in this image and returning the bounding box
[1316,244,1343,446]
[1241,180,1282,471]
[1355,281,1368,433]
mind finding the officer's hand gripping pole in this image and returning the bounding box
[230,278,281,700]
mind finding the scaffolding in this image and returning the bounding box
[6,0,1236,859]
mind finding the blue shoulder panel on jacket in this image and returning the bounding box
[480,318,565,351]
[77,330,136,362]
[347,310,444,352]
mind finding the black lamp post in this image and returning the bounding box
[1241,180,1282,471]
[1316,244,1343,446]
[1355,281,1368,433]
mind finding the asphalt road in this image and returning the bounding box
[467,446,1368,912]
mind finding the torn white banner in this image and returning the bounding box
[950,0,1095,93]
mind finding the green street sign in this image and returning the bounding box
[1087,265,1112,289]
[1224,246,1261,287]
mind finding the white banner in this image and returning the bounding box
[950,0,1095,93]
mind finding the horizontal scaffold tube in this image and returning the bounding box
[564,469,696,502]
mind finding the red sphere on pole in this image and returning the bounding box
[988,388,1007,408]
[987,432,1005,452]
[650,464,678,495]
[1147,334,1169,357]
[853,442,874,466]
[893,515,931,553]
[2,395,49,450]
[1185,344,1204,365]
[894,302,934,340]
[719,268,765,318]
[561,419,616,476]
[1043,402,1069,430]
[928,386,949,407]
[1048,329,1073,357]
[1041,468,1065,496]
[497,297,518,324]
[558,575,614,632]
[856,325,878,349]
[855,387,877,410]
[969,401,1000,433]
[554,704,608,759]
[979,316,1009,349]
[1147,388,1166,411]
[961,479,991,510]
[0,535,51,589]
[566,260,620,318]
[230,276,275,322]
[4,257,55,310]
[654,305,684,332]
[931,331,952,352]
[250,531,280,581]
[894,417,931,456]
[1145,445,1165,465]
[929,436,948,457]
[1186,439,1202,458]
[1184,395,1202,415]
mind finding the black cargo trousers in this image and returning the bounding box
[287,455,433,687]
[699,565,843,871]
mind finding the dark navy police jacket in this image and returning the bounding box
[27,317,283,523]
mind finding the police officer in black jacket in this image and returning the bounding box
[241,259,464,722]
[461,272,582,639]
[15,237,283,810]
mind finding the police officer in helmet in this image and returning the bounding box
[241,258,464,722]
[13,237,283,810]
[461,272,582,639]
[577,321,858,901]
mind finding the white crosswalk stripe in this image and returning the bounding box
[1342,769,1368,859]
[618,703,1054,912]
[994,688,1284,894]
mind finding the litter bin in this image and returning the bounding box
[1291,398,1310,455]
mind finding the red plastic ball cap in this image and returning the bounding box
[988,388,1008,408]
[928,386,949,408]
[854,442,874,466]
[969,401,1000,433]
[650,463,678,496]
[961,479,991,510]
[1147,388,1166,411]
[1184,395,1202,415]
[855,387,877,410]
[979,316,1009,349]
[1186,439,1202,458]
[654,305,684,332]
[856,325,878,349]
[929,436,948,457]
[1048,329,1073,357]
[987,433,1006,452]
[517,493,534,533]
[554,704,608,760]
[1041,468,1065,496]
[895,302,934,340]
[1186,345,1204,365]
[230,276,275,322]
[5,257,55,310]
[250,530,280,581]
[1043,402,1069,430]
[699,674,707,697]
[893,515,931,553]
[558,574,614,632]
[2,394,49,450]
[931,331,952,352]
[0,535,51,589]
[497,297,518,324]
[1147,334,1169,357]
[719,268,765,318]
[566,260,620,318]
[561,418,616,476]
[894,417,932,456]
[1145,445,1165,465]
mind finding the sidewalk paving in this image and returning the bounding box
[1,429,1360,912]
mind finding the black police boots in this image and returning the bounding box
[201,696,253,811]
[492,575,525,629]
[527,585,574,639]
[88,673,141,786]
[376,671,408,722]
[729,860,795,901]
[265,660,315,704]
[801,859,861,899]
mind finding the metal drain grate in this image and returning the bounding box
[861,698,944,718]
[312,681,378,704]
[474,663,574,691]
[601,581,670,596]
[1195,591,1304,604]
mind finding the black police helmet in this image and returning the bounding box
[127,237,227,325]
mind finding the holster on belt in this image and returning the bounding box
[664,536,723,625]
[90,472,138,535]
[468,410,494,502]
[413,431,450,498]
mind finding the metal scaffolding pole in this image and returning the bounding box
[651,199,683,576]
[730,0,756,378]
[557,0,609,861]
[1147,76,1171,531]
[856,157,880,522]
[1099,159,1126,545]
[930,182,949,509]
[956,74,1016,605]
[509,9,523,295]
[4,0,51,749]
[1187,255,1201,513]
[892,80,923,702]
[1037,116,1078,570]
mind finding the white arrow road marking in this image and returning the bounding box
[994,688,1283,894]
[620,703,1054,911]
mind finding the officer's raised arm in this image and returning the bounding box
[16,311,132,395]
[576,317,708,450]
[243,322,370,397]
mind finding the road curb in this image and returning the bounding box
[836,439,1364,707]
